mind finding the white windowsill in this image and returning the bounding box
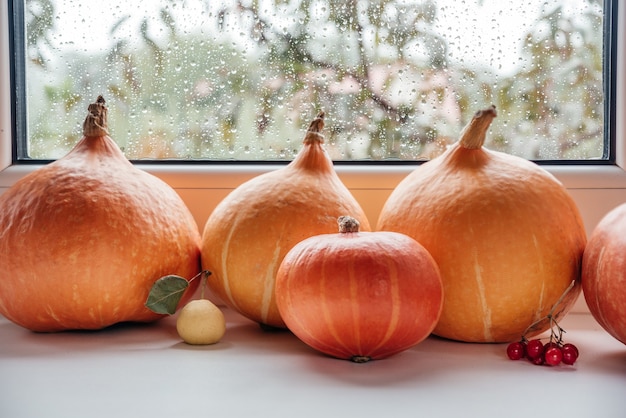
[1,306,624,418]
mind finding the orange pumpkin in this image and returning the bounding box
[275,216,443,362]
[582,204,626,346]
[0,96,201,332]
[201,112,371,328]
[377,106,586,343]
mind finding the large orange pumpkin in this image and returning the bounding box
[276,216,443,362]
[377,106,586,343]
[201,112,370,328]
[0,96,201,332]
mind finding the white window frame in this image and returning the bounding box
[1,2,625,313]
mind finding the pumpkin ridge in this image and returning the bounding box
[277,252,351,359]
[370,253,401,355]
[472,248,493,342]
[218,218,241,312]
[533,233,547,319]
[320,248,354,355]
[347,255,364,356]
[592,247,611,331]
[261,242,282,324]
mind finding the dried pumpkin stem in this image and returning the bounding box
[82,95,109,137]
[338,216,360,233]
[302,111,325,145]
[459,105,497,150]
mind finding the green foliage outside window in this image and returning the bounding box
[23,0,605,161]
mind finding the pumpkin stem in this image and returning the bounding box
[302,111,325,145]
[459,105,497,150]
[338,216,360,233]
[82,95,109,137]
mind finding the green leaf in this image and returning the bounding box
[145,275,189,315]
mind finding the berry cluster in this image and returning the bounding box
[507,337,579,366]
[506,281,579,367]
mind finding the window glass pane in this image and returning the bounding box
[22,0,606,161]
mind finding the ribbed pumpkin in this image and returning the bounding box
[201,112,371,328]
[0,96,201,332]
[377,106,586,343]
[275,216,443,362]
[581,204,626,346]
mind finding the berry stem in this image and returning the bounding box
[548,316,563,344]
[521,280,576,340]
[549,280,576,317]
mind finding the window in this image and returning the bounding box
[15,0,613,162]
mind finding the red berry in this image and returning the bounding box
[562,342,578,356]
[544,346,563,366]
[531,354,545,365]
[544,341,560,351]
[526,339,544,360]
[506,341,526,360]
[561,343,579,365]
